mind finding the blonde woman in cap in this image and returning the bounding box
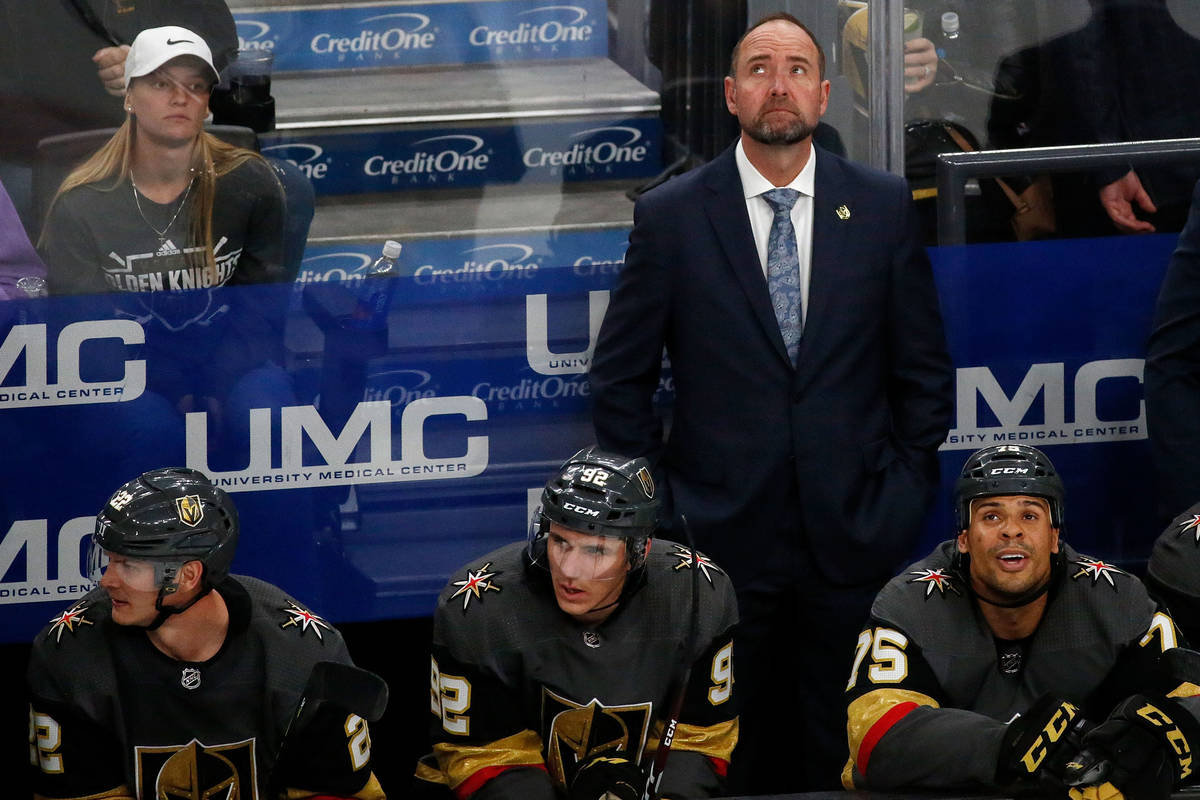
[38,25,292,418]
[39,25,285,299]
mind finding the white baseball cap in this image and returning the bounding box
[124,26,219,90]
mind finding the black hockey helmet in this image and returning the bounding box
[529,446,659,573]
[954,444,1065,530]
[89,467,239,592]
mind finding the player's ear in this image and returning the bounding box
[956,531,969,553]
[176,560,204,591]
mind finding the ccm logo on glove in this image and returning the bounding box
[1135,701,1192,780]
[1022,701,1080,773]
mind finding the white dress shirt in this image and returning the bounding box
[734,139,816,327]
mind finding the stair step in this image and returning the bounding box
[270,59,657,129]
[304,180,635,244]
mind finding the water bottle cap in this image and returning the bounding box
[941,12,960,34]
[382,240,403,259]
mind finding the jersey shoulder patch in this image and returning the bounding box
[42,600,101,646]
[1070,554,1131,590]
[446,560,504,613]
[276,599,335,640]
[905,567,964,598]
[663,543,725,587]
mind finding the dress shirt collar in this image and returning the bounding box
[734,139,816,199]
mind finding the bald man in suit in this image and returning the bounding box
[589,12,954,792]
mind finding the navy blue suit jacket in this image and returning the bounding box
[590,143,954,587]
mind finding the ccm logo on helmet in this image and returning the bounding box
[563,502,600,517]
[988,467,1030,475]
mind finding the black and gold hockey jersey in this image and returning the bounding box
[27,575,385,800]
[1148,501,1200,645]
[426,540,738,799]
[843,540,1199,791]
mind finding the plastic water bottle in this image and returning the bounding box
[937,12,960,56]
[936,12,961,77]
[349,240,401,331]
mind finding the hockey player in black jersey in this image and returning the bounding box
[27,467,386,799]
[416,446,739,800]
[1147,501,1200,646]
[844,444,1200,799]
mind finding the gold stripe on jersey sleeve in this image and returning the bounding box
[846,687,939,768]
[434,729,546,789]
[414,753,450,785]
[35,789,134,800]
[645,717,739,762]
[671,718,739,760]
[1169,682,1200,698]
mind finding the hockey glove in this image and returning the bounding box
[568,755,645,800]
[1063,694,1200,800]
[996,695,1087,786]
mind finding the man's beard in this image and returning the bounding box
[743,110,816,146]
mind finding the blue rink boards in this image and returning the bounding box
[0,232,1181,642]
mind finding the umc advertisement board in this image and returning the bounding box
[0,232,1180,642]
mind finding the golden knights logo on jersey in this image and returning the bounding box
[540,688,652,787]
[135,738,256,799]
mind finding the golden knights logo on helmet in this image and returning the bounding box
[175,495,204,528]
[635,466,655,499]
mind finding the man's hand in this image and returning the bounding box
[903,37,938,93]
[1064,694,1198,800]
[1100,170,1157,233]
[997,695,1087,786]
[93,45,131,97]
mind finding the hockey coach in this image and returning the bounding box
[27,467,386,799]
[843,444,1200,799]
[417,446,739,799]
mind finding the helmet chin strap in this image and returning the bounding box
[964,553,1065,610]
[142,583,213,631]
[584,596,622,616]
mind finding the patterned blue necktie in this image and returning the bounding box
[762,188,803,362]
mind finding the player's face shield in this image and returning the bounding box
[87,537,181,593]
[528,510,632,581]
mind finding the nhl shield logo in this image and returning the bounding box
[175,495,204,527]
[180,667,201,690]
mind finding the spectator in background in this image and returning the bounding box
[989,0,1200,237]
[38,26,288,414]
[0,0,236,227]
[0,178,46,300]
[839,2,1038,243]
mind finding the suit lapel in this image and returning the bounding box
[703,146,793,367]
[797,149,852,373]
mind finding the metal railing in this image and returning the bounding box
[935,138,1200,245]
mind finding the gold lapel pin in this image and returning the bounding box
[836,205,851,220]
